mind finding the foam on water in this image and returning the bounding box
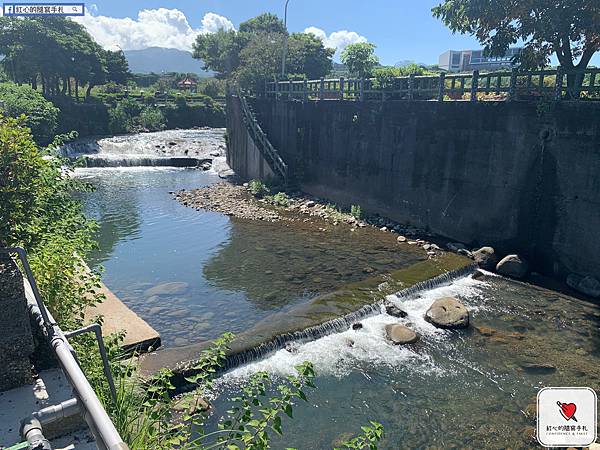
[219,275,489,387]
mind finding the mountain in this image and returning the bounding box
[124,47,213,76]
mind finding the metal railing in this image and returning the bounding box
[237,92,288,183]
[265,68,600,102]
[1,247,127,450]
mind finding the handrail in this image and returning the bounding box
[265,67,600,102]
[237,91,288,183]
[1,247,128,450]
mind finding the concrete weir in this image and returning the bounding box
[85,282,160,352]
[140,253,473,389]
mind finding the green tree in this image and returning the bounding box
[287,33,334,79]
[105,50,131,85]
[341,43,379,78]
[238,12,286,35]
[193,29,243,78]
[0,83,59,144]
[432,0,600,91]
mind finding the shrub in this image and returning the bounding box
[350,204,362,219]
[138,107,165,131]
[0,82,59,145]
[248,179,270,197]
[267,191,290,207]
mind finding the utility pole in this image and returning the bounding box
[280,0,291,78]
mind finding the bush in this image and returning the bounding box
[53,96,110,137]
[350,204,362,219]
[138,107,165,131]
[0,83,59,145]
[248,179,270,197]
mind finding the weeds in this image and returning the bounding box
[350,204,362,219]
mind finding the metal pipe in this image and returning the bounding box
[3,247,128,450]
[65,324,117,404]
[20,417,51,450]
[33,398,80,425]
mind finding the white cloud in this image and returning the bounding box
[73,9,234,51]
[304,26,367,57]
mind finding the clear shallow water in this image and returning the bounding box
[77,166,424,347]
[212,275,600,449]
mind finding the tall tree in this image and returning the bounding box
[341,43,379,78]
[193,29,243,78]
[432,0,600,91]
[105,50,131,85]
[238,13,286,35]
[287,33,334,79]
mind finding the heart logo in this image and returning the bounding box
[557,401,578,422]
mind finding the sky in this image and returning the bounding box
[70,0,487,65]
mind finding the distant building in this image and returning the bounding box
[439,48,522,72]
[177,76,198,93]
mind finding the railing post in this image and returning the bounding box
[470,70,479,101]
[303,79,308,102]
[339,77,345,100]
[359,78,364,101]
[319,77,325,100]
[555,67,563,101]
[438,72,446,102]
[509,67,518,100]
[288,80,293,100]
[408,73,415,100]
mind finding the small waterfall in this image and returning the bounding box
[81,156,212,168]
[222,263,477,370]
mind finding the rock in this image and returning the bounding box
[209,151,220,157]
[144,281,189,297]
[385,324,418,345]
[457,248,473,257]
[384,302,408,318]
[306,200,316,208]
[496,254,529,278]
[397,235,407,242]
[520,362,556,374]
[351,323,363,330]
[422,244,432,251]
[472,246,498,270]
[380,226,388,232]
[425,297,469,329]
[447,242,467,252]
[362,267,375,274]
[472,269,486,280]
[566,274,600,298]
[285,343,299,353]
[168,141,177,146]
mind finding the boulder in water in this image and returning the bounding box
[472,246,498,270]
[425,297,469,329]
[384,301,408,318]
[351,322,363,330]
[385,324,418,344]
[144,281,189,297]
[496,254,528,278]
[566,273,600,298]
[447,242,467,252]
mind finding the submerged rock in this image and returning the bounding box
[472,246,498,271]
[447,242,467,252]
[351,322,363,330]
[496,254,528,278]
[384,301,408,318]
[385,324,418,345]
[520,362,556,374]
[144,281,189,297]
[566,274,600,298]
[425,297,469,329]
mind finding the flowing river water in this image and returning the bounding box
[73,130,600,449]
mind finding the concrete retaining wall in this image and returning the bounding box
[240,98,600,279]
[226,95,275,181]
[0,255,34,391]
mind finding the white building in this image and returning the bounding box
[439,48,521,72]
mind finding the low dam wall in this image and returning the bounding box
[228,97,600,280]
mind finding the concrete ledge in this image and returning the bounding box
[85,283,161,352]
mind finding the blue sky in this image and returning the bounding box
[77,0,482,65]
[67,0,598,66]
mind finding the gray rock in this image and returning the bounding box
[425,297,469,329]
[306,200,316,208]
[144,281,189,297]
[352,322,363,330]
[384,302,408,318]
[566,274,600,298]
[472,246,498,270]
[520,362,556,374]
[385,324,418,345]
[397,235,407,242]
[447,242,467,252]
[496,254,529,279]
